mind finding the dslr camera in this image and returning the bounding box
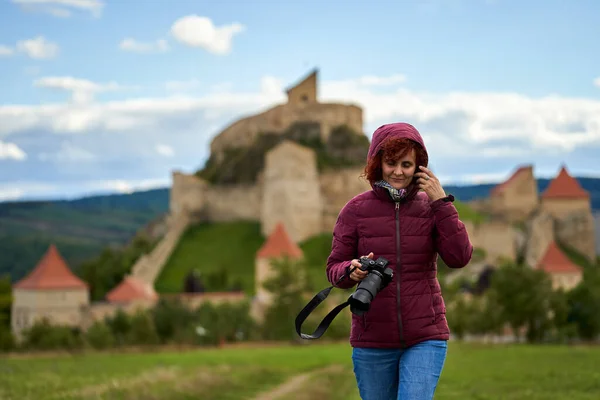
[348,257,394,316]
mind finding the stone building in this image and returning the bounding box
[11,244,89,339]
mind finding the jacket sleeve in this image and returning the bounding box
[326,200,359,289]
[431,198,473,269]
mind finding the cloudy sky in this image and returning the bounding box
[1,0,600,201]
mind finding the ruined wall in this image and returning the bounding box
[204,183,262,222]
[131,213,190,284]
[464,220,517,264]
[261,141,323,242]
[210,102,363,164]
[523,211,555,268]
[170,171,207,219]
[489,167,538,222]
[319,167,371,231]
[555,210,597,262]
[287,70,317,104]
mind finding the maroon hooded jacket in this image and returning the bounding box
[326,122,473,349]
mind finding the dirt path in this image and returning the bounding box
[250,364,344,400]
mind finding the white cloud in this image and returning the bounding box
[11,0,104,18]
[155,144,174,157]
[0,178,169,202]
[170,15,245,55]
[594,77,600,88]
[2,73,600,157]
[0,140,27,161]
[3,72,600,199]
[0,45,14,56]
[84,178,170,195]
[16,36,59,59]
[38,141,96,162]
[0,188,26,202]
[119,38,169,54]
[34,76,125,103]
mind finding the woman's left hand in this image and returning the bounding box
[415,166,446,202]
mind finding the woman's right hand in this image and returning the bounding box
[349,252,374,281]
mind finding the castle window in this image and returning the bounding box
[301,94,308,102]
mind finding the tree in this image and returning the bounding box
[260,257,308,341]
[489,261,554,342]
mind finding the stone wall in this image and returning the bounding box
[11,288,89,338]
[489,166,538,222]
[555,210,597,262]
[204,183,262,222]
[319,167,371,231]
[287,69,317,104]
[170,171,207,219]
[523,211,555,268]
[541,198,591,218]
[261,141,323,242]
[464,220,517,264]
[210,102,363,164]
[131,213,190,284]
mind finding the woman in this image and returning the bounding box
[326,122,473,400]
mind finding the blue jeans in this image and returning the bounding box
[352,340,447,400]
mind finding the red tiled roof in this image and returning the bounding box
[541,166,589,199]
[256,222,303,260]
[536,241,581,274]
[490,165,533,195]
[106,275,158,303]
[13,244,88,290]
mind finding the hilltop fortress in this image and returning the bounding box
[10,69,597,340]
[131,69,373,284]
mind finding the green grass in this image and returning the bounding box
[1,341,600,399]
[154,198,485,295]
[154,221,335,294]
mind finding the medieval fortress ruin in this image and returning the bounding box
[10,70,597,339]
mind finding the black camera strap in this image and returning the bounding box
[294,266,356,340]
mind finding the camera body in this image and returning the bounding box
[348,257,394,316]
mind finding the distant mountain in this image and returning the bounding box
[1,176,599,283]
[0,188,170,282]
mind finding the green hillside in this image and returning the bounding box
[154,221,335,294]
[155,200,483,294]
[0,189,169,283]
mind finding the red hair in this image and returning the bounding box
[362,137,427,185]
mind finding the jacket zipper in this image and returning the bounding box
[395,202,405,348]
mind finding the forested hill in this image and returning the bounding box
[0,188,169,282]
[1,177,599,283]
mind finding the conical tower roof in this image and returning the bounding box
[13,244,88,290]
[542,166,589,199]
[536,241,581,274]
[256,222,303,260]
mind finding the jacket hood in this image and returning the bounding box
[367,122,429,165]
[367,122,429,198]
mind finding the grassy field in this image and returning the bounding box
[1,341,600,399]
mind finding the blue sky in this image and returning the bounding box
[1,0,600,201]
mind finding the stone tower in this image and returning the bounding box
[11,244,89,339]
[286,68,318,105]
[489,164,538,222]
[540,165,596,262]
[261,140,323,243]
